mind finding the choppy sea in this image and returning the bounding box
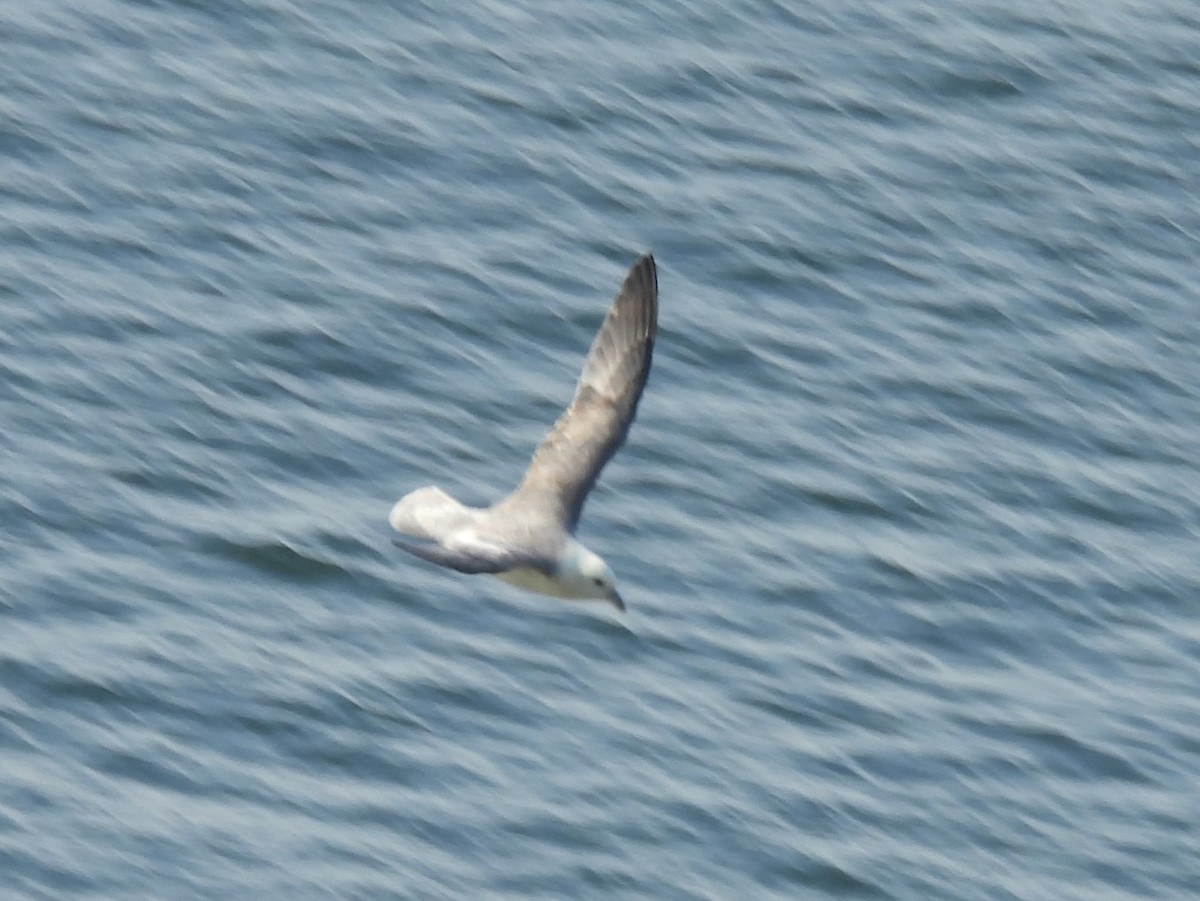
[3,1,1199,898]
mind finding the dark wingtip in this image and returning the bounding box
[632,253,657,296]
[621,253,657,341]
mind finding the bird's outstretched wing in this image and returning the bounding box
[507,254,657,531]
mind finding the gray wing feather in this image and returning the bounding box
[509,254,658,531]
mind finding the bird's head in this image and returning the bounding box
[565,543,625,611]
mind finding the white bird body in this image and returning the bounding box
[493,541,612,600]
[389,254,658,612]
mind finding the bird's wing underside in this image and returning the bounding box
[391,536,549,575]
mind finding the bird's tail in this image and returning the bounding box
[388,486,476,541]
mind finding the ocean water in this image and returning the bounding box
[2,0,1199,898]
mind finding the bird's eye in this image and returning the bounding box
[593,577,605,587]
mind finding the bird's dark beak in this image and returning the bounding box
[607,589,626,612]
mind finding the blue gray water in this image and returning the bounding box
[3,1,1199,898]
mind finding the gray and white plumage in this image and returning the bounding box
[389,253,658,611]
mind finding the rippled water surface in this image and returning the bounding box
[3,1,1199,898]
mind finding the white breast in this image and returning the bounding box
[494,566,574,599]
